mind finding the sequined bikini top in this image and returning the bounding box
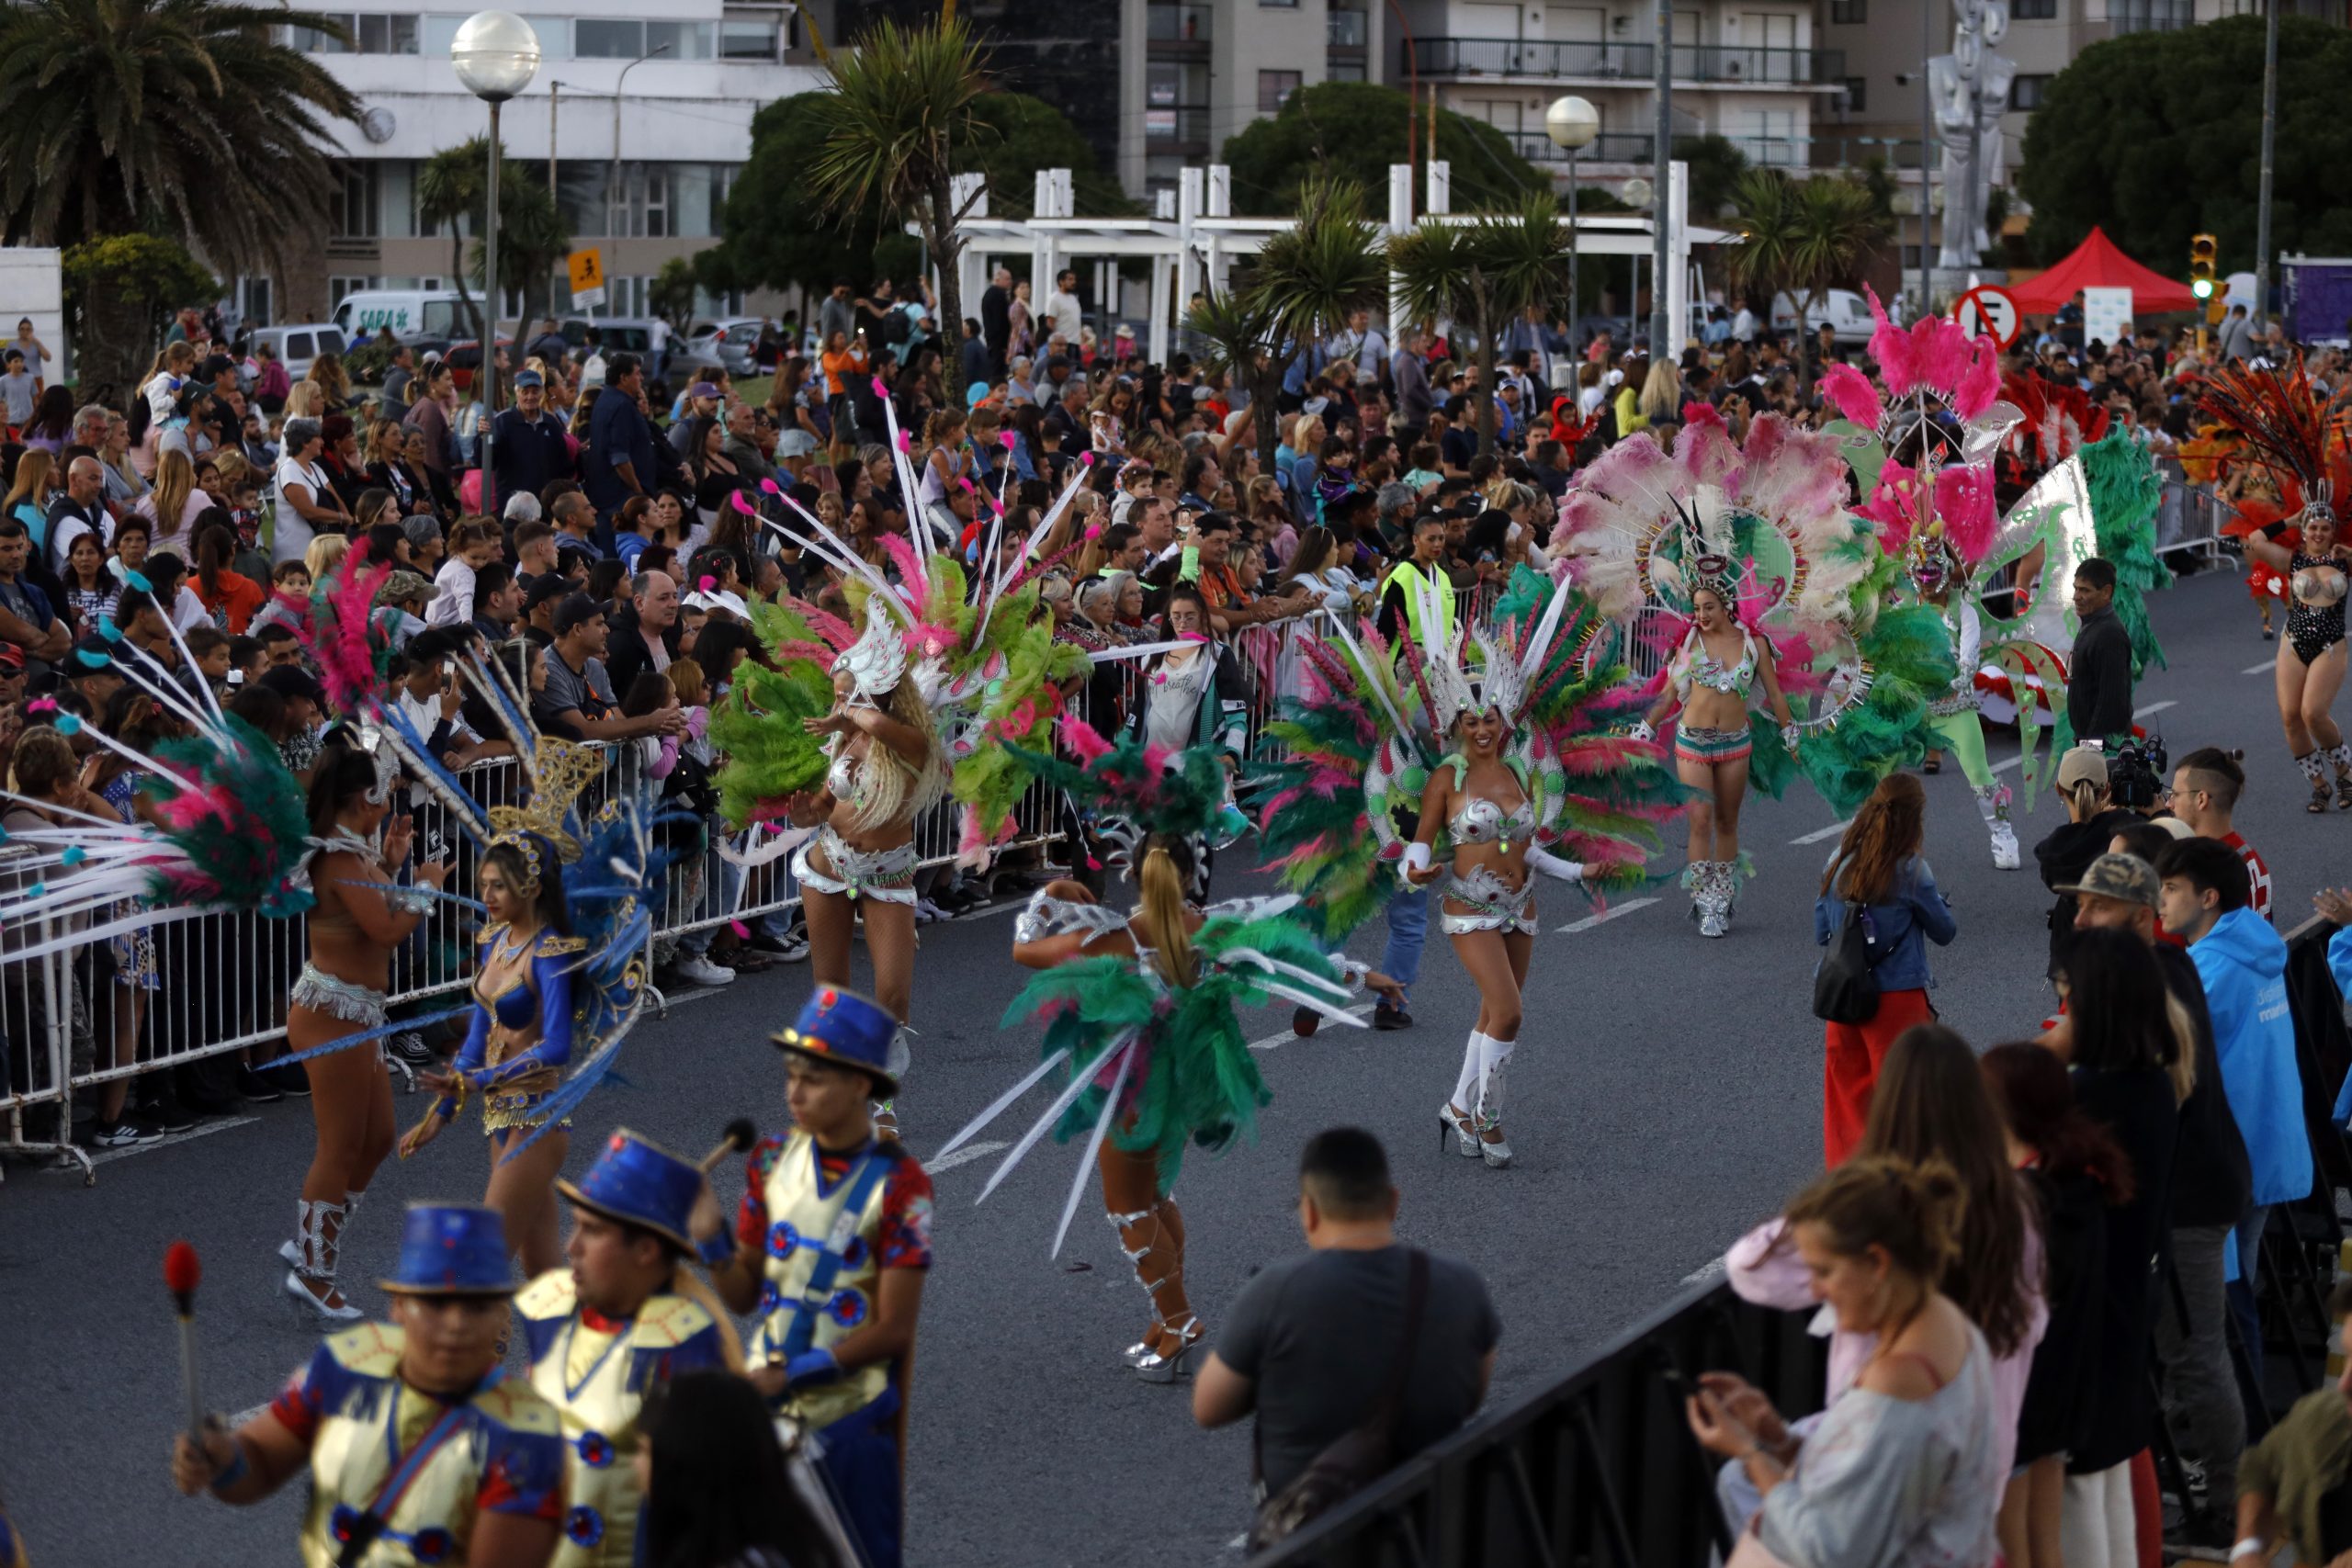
[2292,555,2348,608]
[1676,630,1757,697]
[1447,795,1537,845]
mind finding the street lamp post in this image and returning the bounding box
[453,9,541,523]
[1545,96,1599,349]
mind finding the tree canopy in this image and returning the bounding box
[1220,82,1548,218]
[711,87,1131,298]
[2018,13,2352,270]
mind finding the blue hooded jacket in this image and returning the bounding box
[2190,907,2312,1208]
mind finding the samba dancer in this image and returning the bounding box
[973,725,1386,1372]
[1633,570,1797,936]
[2202,362,2352,812]
[170,1203,567,1568]
[515,1130,738,1568]
[695,987,933,1568]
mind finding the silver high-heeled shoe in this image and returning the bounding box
[1437,1102,1481,1158]
[1135,1317,1202,1383]
[1121,1326,1164,1369]
[283,1269,363,1322]
[1476,1128,1514,1170]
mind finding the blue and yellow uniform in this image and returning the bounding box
[266,1322,566,1568]
[514,1272,728,1567]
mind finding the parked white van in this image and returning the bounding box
[331,289,468,347]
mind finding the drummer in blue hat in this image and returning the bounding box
[171,1203,569,1568]
[514,1130,738,1568]
[693,986,933,1568]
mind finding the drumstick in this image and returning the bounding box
[163,1241,204,1442]
[699,1118,758,1174]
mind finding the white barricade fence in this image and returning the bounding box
[0,571,1885,1181]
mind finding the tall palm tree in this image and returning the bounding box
[1185,286,1283,483]
[1724,168,1889,389]
[0,0,358,390]
[417,139,569,349]
[1220,176,1389,477]
[810,16,988,410]
[1389,197,1569,455]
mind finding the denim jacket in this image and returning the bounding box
[1813,852,1958,993]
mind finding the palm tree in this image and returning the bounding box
[810,16,988,410]
[1213,177,1389,477]
[416,139,569,348]
[0,0,357,392]
[1389,197,1569,455]
[1724,168,1889,389]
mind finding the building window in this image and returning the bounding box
[1842,76,1865,112]
[1828,0,1864,20]
[333,163,379,238]
[2011,0,2056,16]
[718,11,780,60]
[2109,0,2193,31]
[327,276,375,307]
[2009,73,2051,110]
[1327,57,1366,81]
[1258,70,1301,113]
[577,18,713,58]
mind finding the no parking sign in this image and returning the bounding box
[1951,285,2021,348]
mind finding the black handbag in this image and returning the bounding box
[1812,901,1888,1024]
[1248,1250,1430,1551]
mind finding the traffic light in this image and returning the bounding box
[2190,233,2217,299]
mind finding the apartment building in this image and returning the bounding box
[1820,0,2345,272]
[266,1,821,324]
[1385,1,1839,187]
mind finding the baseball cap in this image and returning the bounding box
[552,592,605,636]
[2055,745,2109,793]
[378,570,435,606]
[523,574,572,615]
[0,643,28,672]
[198,354,236,381]
[688,381,720,400]
[2055,852,2160,909]
[258,664,326,707]
[67,636,112,670]
[514,368,543,388]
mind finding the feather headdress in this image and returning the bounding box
[2198,356,2352,524]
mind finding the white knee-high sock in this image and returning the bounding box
[1475,1032,1516,1122]
[1451,1031,1487,1111]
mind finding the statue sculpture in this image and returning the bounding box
[1930,0,2015,269]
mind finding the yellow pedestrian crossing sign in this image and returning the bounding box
[568,248,605,309]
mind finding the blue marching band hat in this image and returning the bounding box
[770,986,899,1093]
[558,1128,706,1252]
[381,1202,518,1296]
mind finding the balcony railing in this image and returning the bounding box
[1409,37,1844,85]
[1501,129,1930,173]
[1328,8,1367,48]
[1146,2,1212,47]
[1145,105,1210,146]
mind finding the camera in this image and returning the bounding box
[2104,733,2168,812]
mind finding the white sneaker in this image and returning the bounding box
[913,897,947,925]
[673,955,736,987]
[1990,824,2020,870]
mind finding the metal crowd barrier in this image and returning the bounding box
[1252,1276,1829,1567]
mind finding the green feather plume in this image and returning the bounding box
[2080,429,2170,676]
[1794,604,1957,817]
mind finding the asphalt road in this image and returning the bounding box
[0,560,2333,1566]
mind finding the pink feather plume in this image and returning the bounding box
[1817,363,1883,430]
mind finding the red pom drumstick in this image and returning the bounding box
[163,1241,204,1441]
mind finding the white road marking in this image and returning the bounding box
[1248,1002,1374,1052]
[1992,755,2023,773]
[88,1116,259,1165]
[2134,700,2177,718]
[1681,1257,1727,1286]
[1556,897,1658,933]
[926,1139,1009,1175]
[2245,660,2279,676]
[1792,819,1852,846]
[951,900,1028,923]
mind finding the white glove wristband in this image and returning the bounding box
[1525,846,1586,884]
[2229,1540,2267,1563]
[1628,720,1655,742]
[1780,723,1802,750]
[1401,842,1431,875]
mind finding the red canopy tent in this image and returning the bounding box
[2006,226,2199,314]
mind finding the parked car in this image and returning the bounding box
[1770,288,1876,347]
[331,289,469,352]
[554,317,723,397]
[439,337,515,397]
[246,323,349,383]
[687,316,766,378]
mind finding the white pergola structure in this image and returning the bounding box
[937,158,1721,367]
